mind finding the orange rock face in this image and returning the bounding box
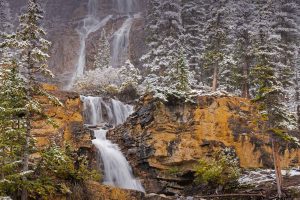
[32,84,91,150]
[109,95,300,193]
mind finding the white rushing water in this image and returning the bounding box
[111,17,134,68]
[93,129,144,191]
[65,0,112,90]
[81,96,133,126]
[66,0,140,88]
[114,0,136,14]
[81,96,144,192]
[111,0,140,67]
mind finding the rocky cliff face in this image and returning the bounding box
[108,95,300,195]
[8,0,147,87]
[32,86,172,200]
[32,84,90,150]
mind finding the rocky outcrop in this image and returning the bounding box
[108,95,300,195]
[33,86,171,200]
[32,84,91,150]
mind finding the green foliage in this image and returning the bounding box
[167,167,181,175]
[202,51,224,69]
[173,53,191,92]
[38,145,101,182]
[194,148,241,188]
[251,63,297,143]
[0,142,101,198]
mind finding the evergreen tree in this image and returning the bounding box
[10,0,61,199]
[202,0,232,92]
[167,52,194,95]
[141,0,184,73]
[119,59,141,87]
[251,1,298,197]
[181,0,208,82]
[141,0,194,100]
[0,49,28,198]
[93,30,111,69]
[272,0,300,111]
[230,0,256,98]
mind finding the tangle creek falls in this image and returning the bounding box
[67,0,145,193]
[81,96,145,192]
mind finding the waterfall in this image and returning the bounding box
[114,0,136,14]
[111,17,134,68]
[93,129,144,191]
[111,0,140,67]
[81,96,133,126]
[65,0,141,89]
[81,96,144,192]
[65,0,112,90]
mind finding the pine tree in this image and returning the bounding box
[251,1,298,197]
[141,0,184,73]
[12,0,61,199]
[202,0,232,92]
[167,52,194,95]
[0,49,28,198]
[230,0,256,98]
[273,0,300,111]
[296,48,300,129]
[93,30,111,69]
[141,0,190,100]
[119,59,141,87]
[181,0,207,82]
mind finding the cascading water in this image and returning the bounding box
[111,17,134,68]
[111,0,140,67]
[65,0,140,88]
[81,96,133,126]
[81,96,144,192]
[67,0,143,189]
[114,0,136,14]
[65,0,112,90]
[93,129,144,191]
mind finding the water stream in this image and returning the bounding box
[111,0,140,68]
[66,0,140,89]
[81,96,144,192]
[65,0,112,90]
[111,17,134,68]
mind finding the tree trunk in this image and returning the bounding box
[272,139,283,198]
[242,59,250,98]
[295,68,300,129]
[22,52,33,200]
[21,112,30,200]
[297,105,300,131]
[212,64,218,92]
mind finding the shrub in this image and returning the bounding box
[194,148,241,189]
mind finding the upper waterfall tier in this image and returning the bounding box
[81,96,134,126]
